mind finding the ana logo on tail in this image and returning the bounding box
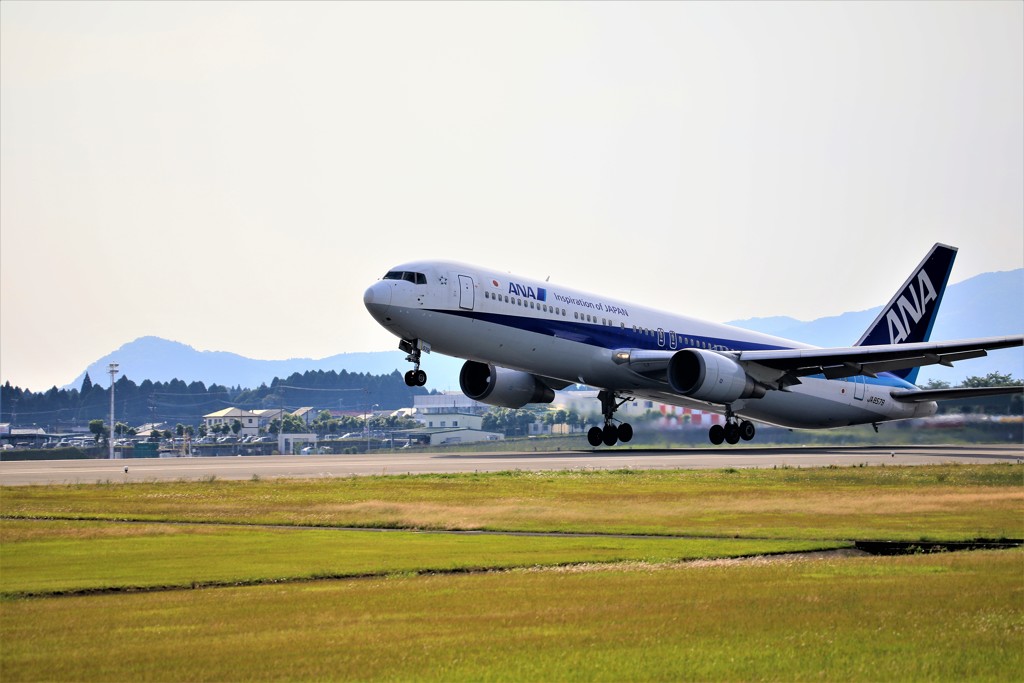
[886,269,938,344]
[856,243,956,355]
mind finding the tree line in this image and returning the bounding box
[1,368,431,431]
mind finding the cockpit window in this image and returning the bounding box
[383,271,427,285]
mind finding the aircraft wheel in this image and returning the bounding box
[739,420,756,441]
[587,427,603,447]
[617,423,633,443]
[404,370,417,387]
[602,424,619,447]
[724,423,740,445]
[415,369,427,386]
[709,424,725,445]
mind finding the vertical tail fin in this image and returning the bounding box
[855,243,958,384]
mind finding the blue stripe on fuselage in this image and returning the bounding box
[436,309,788,354]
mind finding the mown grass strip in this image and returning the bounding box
[2,550,1020,682]
[0,519,843,598]
[3,463,1022,541]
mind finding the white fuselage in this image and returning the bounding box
[364,260,937,429]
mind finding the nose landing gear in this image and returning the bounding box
[587,390,634,447]
[399,339,429,387]
[708,405,756,445]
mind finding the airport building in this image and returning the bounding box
[202,408,285,437]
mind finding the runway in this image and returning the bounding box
[1,444,1021,485]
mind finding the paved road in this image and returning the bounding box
[1,445,1020,485]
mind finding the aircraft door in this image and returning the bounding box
[459,275,475,310]
[853,376,866,401]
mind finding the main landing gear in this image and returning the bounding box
[399,339,428,387]
[587,390,634,447]
[708,405,756,445]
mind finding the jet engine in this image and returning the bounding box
[667,349,766,403]
[459,361,556,409]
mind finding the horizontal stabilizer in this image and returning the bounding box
[889,385,1024,403]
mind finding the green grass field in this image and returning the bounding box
[4,463,1022,540]
[2,463,1022,681]
[0,519,840,597]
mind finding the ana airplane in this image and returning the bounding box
[363,244,1022,447]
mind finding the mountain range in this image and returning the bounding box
[69,269,1022,392]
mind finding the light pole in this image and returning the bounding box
[366,403,378,453]
[108,362,119,459]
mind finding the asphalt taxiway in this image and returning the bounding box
[0,444,1020,485]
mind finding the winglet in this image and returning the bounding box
[854,243,958,384]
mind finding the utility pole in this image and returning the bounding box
[365,403,378,453]
[108,363,119,459]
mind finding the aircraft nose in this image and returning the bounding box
[363,281,392,319]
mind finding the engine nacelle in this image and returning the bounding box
[668,349,766,403]
[459,361,556,409]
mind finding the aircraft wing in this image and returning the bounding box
[733,335,1023,382]
[614,335,1023,390]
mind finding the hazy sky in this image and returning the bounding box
[2,1,1022,391]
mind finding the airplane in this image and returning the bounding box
[363,243,1023,447]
